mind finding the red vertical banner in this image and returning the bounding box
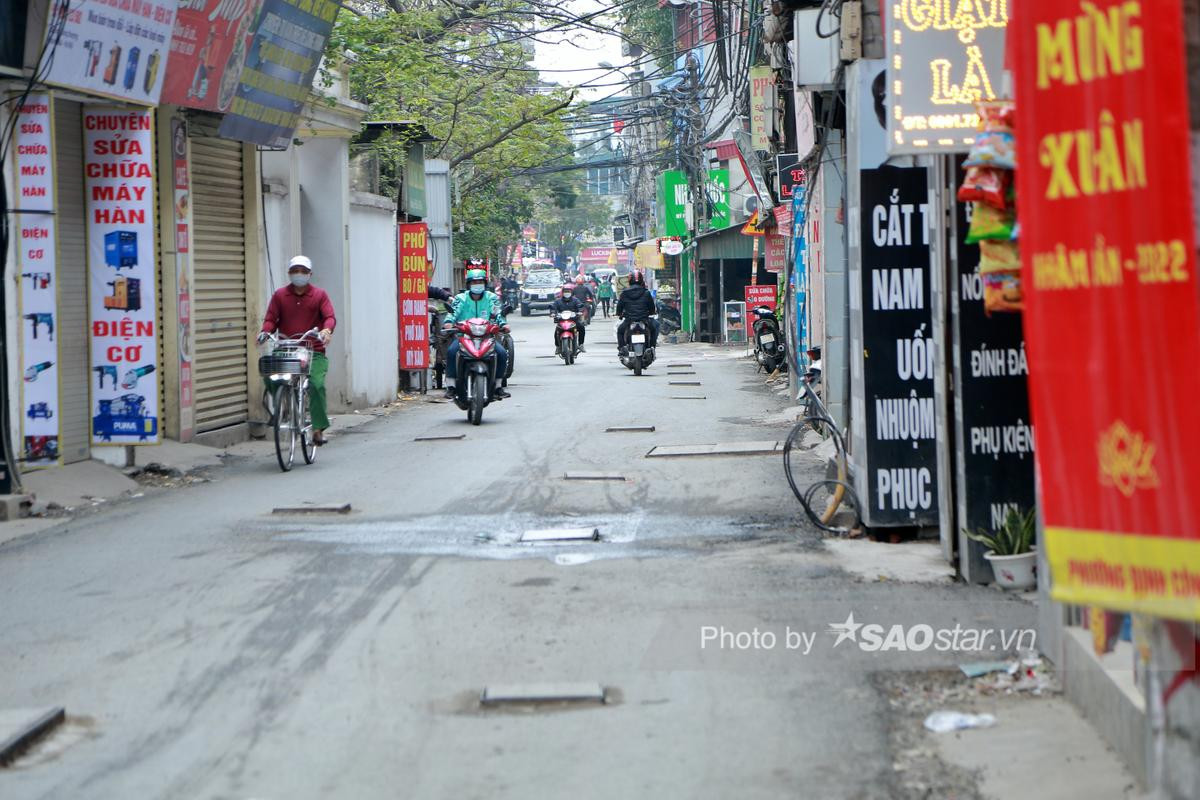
[1013,1,1200,620]
[398,223,429,371]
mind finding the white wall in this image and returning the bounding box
[347,193,399,406]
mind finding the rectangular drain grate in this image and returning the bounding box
[606,425,656,433]
[646,441,782,458]
[413,434,466,441]
[669,381,702,386]
[667,371,696,375]
[667,363,692,368]
[670,395,706,400]
[0,707,66,765]
[272,504,352,515]
[564,471,626,481]
[521,527,600,542]
[481,683,606,705]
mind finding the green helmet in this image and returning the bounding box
[466,268,487,282]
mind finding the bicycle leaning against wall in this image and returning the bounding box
[782,372,862,535]
[258,329,321,472]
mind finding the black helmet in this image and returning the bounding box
[629,270,646,286]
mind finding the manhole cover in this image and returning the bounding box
[271,504,352,515]
[564,471,626,481]
[670,395,706,400]
[481,683,606,705]
[413,434,466,441]
[0,707,65,765]
[605,426,655,433]
[520,527,600,542]
[669,381,702,386]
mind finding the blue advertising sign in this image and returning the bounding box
[218,0,340,147]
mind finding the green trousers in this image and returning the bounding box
[308,352,329,430]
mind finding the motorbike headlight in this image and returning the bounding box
[469,322,488,337]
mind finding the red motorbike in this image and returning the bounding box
[553,310,581,365]
[451,316,502,425]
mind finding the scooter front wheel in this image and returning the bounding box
[468,373,485,425]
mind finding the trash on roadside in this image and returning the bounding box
[958,660,1011,678]
[923,711,997,733]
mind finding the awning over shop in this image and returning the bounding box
[696,224,754,260]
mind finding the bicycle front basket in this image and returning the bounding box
[258,347,311,376]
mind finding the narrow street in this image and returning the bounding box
[0,314,1057,799]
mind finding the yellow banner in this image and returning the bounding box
[1046,527,1200,621]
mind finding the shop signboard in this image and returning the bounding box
[855,166,938,527]
[171,118,195,441]
[40,0,176,104]
[15,93,60,465]
[218,0,340,147]
[706,169,730,230]
[950,167,1036,580]
[765,234,787,274]
[776,152,805,202]
[1013,1,1200,620]
[749,66,774,151]
[885,0,1009,155]
[745,285,776,311]
[397,223,430,372]
[160,0,264,111]
[84,107,160,445]
[658,170,688,237]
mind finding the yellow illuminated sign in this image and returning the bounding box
[886,0,1010,155]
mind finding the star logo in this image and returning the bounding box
[828,612,863,648]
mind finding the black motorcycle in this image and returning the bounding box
[656,298,682,336]
[619,319,656,376]
[751,305,786,373]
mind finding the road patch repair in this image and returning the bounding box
[0,706,65,765]
[564,471,626,481]
[271,504,352,515]
[520,527,600,542]
[646,441,782,458]
[605,426,655,433]
[413,434,466,441]
[481,683,606,706]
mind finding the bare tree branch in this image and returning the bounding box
[449,93,575,168]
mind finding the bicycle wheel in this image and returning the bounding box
[274,383,296,471]
[299,378,317,464]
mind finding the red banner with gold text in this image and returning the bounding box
[398,223,430,372]
[1013,0,1200,620]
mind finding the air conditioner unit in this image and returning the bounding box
[739,194,760,217]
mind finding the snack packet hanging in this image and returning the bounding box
[976,101,1015,133]
[983,270,1024,314]
[979,239,1021,273]
[958,167,1009,209]
[966,202,1015,244]
[965,131,1016,170]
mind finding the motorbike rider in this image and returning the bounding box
[571,276,596,317]
[442,265,510,400]
[549,283,587,351]
[616,270,658,354]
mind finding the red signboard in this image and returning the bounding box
[1013,0,1200,620]
[578,246,613,265]
[765,234,787,273]
[745,285,777,311]
[160,0,262,111]
[398,223,429,371]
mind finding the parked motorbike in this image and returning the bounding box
[429,301,452,389]
[619,319,656,376]
[656,298,681,336]
[450,317,502,425]
[553,310,581,365]
[751,305,786,373]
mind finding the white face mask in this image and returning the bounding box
[469,283,485,296]
[290,272,311,287]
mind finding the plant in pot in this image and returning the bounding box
[966,508,1037,590]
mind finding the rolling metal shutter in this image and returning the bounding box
[189,124,248,432]
[53,100,90,463]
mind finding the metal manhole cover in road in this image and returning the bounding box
[564,471,626,481]
[480,683,606,706]
[670,395,706,400]
[413,434,466,441]
[0,707,65,765]
[669,381,702,386]
[271,504,352,515]
[605,426,656,433]
[520,527,600,542]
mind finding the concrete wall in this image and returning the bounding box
[820,134,848,429]
[298,138,353,411]
[347,192,399,407]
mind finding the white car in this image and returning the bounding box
[521,270,563,315]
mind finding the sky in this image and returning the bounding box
[532,0,628,101]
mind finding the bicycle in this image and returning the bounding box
[782,377,862,535]
[258,329,320,472]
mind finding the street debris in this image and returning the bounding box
[923,711,997,733]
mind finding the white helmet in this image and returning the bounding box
[287,255,313,271]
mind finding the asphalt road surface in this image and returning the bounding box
[0,311,1037,799]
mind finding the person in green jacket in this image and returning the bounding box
[597,275,615,318]
[442,266,510,399]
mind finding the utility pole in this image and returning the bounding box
[681,53,705,339]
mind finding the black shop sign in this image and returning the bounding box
[860,166,939,527]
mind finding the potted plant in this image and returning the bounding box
[966,508,1037,590]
